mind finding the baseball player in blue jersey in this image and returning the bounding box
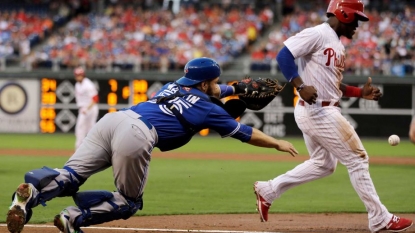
[6,57,298,233]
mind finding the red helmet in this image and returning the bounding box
[74,67,85,76]
[327,0,369,24]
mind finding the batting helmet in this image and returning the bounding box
[176,57,221,86]
[327,0,369,24]
[74,67,85,76]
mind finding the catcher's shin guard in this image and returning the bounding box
[69,191,143,228]
[25,166,84,203]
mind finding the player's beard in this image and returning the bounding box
[343,22,358,40]
[204,78,220,97]
[205,85,215,96]
[346,30,355,39]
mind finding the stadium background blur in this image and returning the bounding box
[0,0,413,77]
[0,0,414,138]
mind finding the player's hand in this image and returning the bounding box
[362,77,382,101]
[300,85,318,105]
[275,140,298,157]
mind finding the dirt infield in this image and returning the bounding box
[1,213,415,233]
[1,149,415,233]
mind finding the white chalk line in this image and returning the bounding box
[0,224,283,233]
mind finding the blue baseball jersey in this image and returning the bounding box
[130,82,252,151]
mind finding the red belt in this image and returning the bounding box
[299,100,339,107]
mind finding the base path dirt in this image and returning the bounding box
[1,149,414,233]
[1,213,415,233]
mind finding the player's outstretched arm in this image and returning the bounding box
[216,84,243,99]
[247,128,298,157]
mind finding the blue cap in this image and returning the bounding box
[176,57,221,86]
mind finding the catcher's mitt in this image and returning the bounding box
[233,76,285,110]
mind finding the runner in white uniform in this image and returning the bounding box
[253,1,413,232]
[74,67,99,149]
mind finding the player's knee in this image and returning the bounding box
[322,159,338,174]
[311,159,337,174]
[326,163,337,174]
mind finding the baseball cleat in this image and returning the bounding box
[6,206,25,233]
[6,183,34,233]
[375,215,413,232]
[54,209,84,233]
[253,182,271,222]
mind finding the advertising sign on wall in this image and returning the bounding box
[0,76,412,138]
[0,79,39,133]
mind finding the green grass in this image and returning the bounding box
[0,134,75,150]
[1,133,414,156]
[0,134,414,223]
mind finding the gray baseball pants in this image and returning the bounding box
[39,109,158,226]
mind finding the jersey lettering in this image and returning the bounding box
[159,95,199,115]
[186,95,200,104]
[324,48,335,66]
[172,98,191,111]
[324,48,345,72]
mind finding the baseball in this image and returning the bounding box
[388,135,400,146]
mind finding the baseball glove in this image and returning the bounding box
[233,76,285,110]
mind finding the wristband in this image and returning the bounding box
[92,95,99,102]
[344,86,362,97]
[296,83,305,92]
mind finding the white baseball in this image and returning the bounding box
[388,135,400,146]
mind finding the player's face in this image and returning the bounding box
[205,77,220,96]
[75,74,84,82]
[341,18,359,39]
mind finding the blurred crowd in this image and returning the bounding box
[0,0,414,76]
[0,0,86,66]
[251,3,415,76]
[13,1,272,71]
